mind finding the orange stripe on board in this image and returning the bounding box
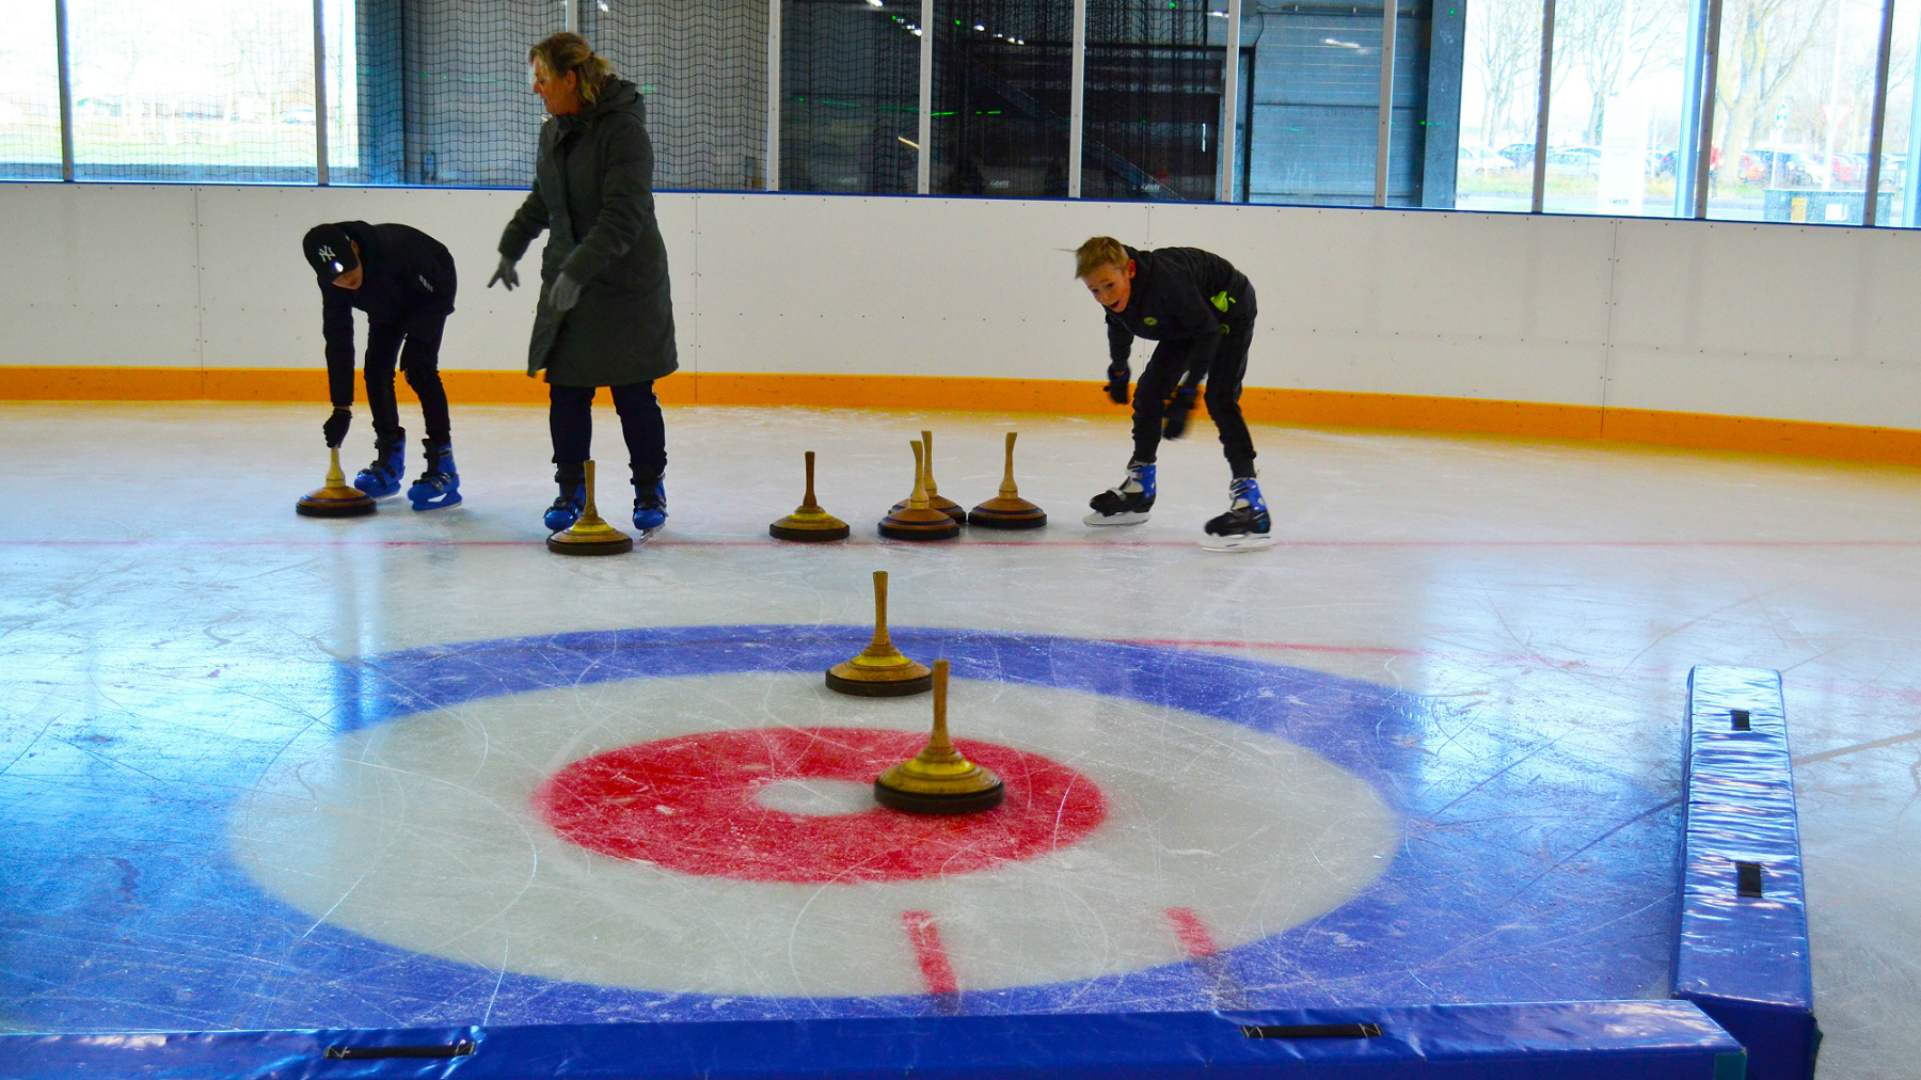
[5,366,1920,465]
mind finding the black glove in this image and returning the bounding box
[1163,385,1198,439]
[487,254,520,290]
[322,407,352,448]
[1105,364,1130,405]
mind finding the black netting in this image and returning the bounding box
[780,0,921,195]
[930,2,1074,198]
[66,0,319,183]
[1082,0,1220,202]
[586,4,770,191]
[326,0,547,186]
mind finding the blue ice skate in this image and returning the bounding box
[632,475,667,539]
[1083,461,1156,526]
[1200,476,1273,552]
[544,464,585,532]
[406,443,461,511]
[353,431,406,498]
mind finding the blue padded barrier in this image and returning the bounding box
[0,1003,1745,1080]
[1673,666,1821,1080]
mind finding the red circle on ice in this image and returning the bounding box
[534,727,1107,883]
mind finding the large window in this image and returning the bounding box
[0,0,61,179]
[66,0,319,183]
[1709,0,1890,223]
[9,0,1921,227]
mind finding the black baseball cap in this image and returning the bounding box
[302,224,360,280]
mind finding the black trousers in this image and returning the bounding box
[363,311,451,450]
[549,381,667,481]
[1130,318,1258,478]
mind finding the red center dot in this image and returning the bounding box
[533,727,1107,883]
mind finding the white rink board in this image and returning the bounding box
[5,181,1921,430]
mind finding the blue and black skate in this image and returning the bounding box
[632,473,667,540]
[544,464,585,533]
[406,442,461,511]
[1083,460,1156,526]
[354,430,406,498]
[1201,476,1274,552]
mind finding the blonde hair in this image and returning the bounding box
[530,32,618,107]
[1074,236,1130,279]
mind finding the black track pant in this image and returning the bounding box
[549,381,667,482]
[1129,319,1258,479]
[363,311,451,451]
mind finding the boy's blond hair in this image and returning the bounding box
[1074,236,1130,279]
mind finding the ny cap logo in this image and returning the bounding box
[316,244,336,261]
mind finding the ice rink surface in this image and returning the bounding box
[2,401,1917,1078]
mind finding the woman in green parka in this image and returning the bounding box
[488,32,678,537]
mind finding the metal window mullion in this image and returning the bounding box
[767,0,780,191]
[564,0,576,34]
[1673,0,1708,218]
[1531,0,1555,213]
[55,0,74,181]
[1375,0,1399,207]
[917,0,933,195]
[313,0,329,185]
[1862,0,1897,225]
[1692,0,1723,219]
[1069,0,1085,198]
[1219,0,1242,202]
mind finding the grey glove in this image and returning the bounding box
[547,271,582,314]
[487,255,520,290]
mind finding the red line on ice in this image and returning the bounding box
[902,910,959,996]
[1166,907,1219,958]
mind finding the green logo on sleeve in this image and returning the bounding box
[1210,290,1235,313]
[1143,317,1158,327]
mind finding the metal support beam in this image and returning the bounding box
[1862,0,1897,225]
[1069,0,1086,198]
[1531,0,1555,213]
[55,0,74,181]
[1375,0,1399,207]
[767,0,780,191]
[1692,0,1723,219]
[1673,0,1708,218]
[312,0,330,185]
[917,0,933,194]
[1219,0,1242,202]
[564,0,576,35]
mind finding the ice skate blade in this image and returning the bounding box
[633,526,664,545]
[409,491,462,511]
[1200,532,1275,553]
[1083,509,1151,526]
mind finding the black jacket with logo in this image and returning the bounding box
[1104,245,1253,388]
[319,221,457,408]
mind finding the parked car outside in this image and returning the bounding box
[1498,142,1536,168]
[1458,143,1512,174]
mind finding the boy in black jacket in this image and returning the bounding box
[1075,236,1270,550]
[302,222,461,510]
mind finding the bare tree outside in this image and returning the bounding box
[1470,0,1545,147]
[1714,0,1831,177]
[1558,0,1686,145]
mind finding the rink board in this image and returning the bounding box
[0,1002,1745,1079]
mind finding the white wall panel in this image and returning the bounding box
[1608,220,1921,428]
[690,195,1152,378]
[7,181,1921,435]
[0,185,203,366]
[1147,204,1616,404]
[197,186,550,371]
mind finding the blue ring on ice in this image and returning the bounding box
[13,624,1682,1028]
